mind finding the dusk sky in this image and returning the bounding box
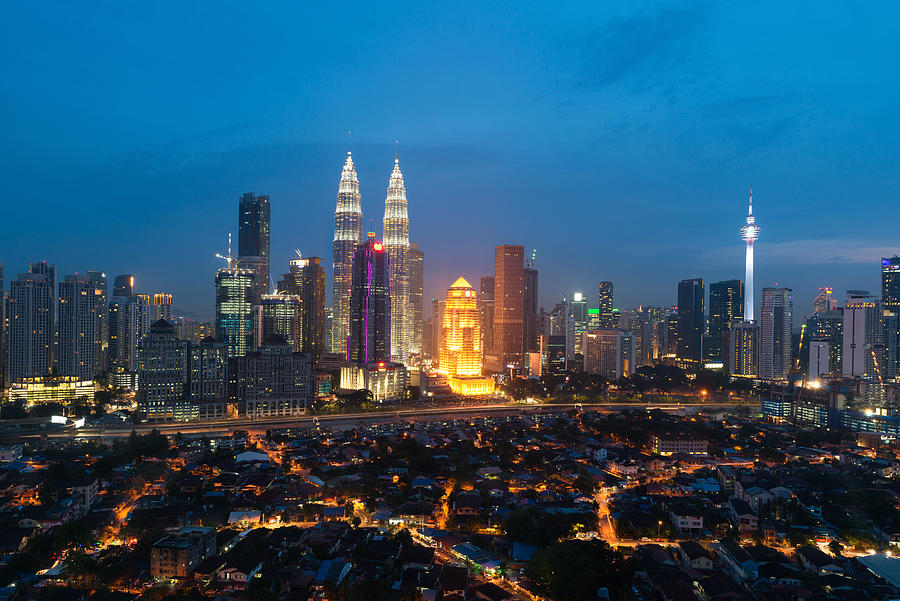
[2,2,899,322]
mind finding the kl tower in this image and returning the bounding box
[740,187,760,322]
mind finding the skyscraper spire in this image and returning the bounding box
[741,186,760,322]
[332,143,363,354]
[383,149,410,362]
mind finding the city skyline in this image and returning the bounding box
[3,3,900,320]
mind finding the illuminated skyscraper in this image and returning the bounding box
[383,154,410,362]
[813,287,836,314]
[493,245,525,369]
[58,274,97,380]
[740,188,760,322]
[408,243,424,354]
[598,282,616,328]
[153,293,173,323]
[347,233,391,365]
[238,192,271,304]
[759,287,792,380]
[331,147,363,353]
[8,272,53,383]
[86,271,108,366]
[109,294,150,373]
[882,257,900,376]
[439,277,494,395]
[215,266,255,358]
[570,292,587,357]
[725,321,758,378]
[479,277,495,360]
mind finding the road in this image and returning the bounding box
[7,400,754,441]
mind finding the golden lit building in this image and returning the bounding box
[439,277,494,395]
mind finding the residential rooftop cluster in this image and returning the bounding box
[0,405,899,600]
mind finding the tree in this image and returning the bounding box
[829,540,843,556]
[528,539,635,601]
[574,472,596,496]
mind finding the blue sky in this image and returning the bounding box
[2,1,899,321]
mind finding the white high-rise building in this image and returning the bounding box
[383,152,410,363]
[759,287,792,380]
[8,273,53,383]
[331,143,363,355]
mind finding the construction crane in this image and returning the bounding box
[527,237,538,269]
[793,322,807,373]
[214,232,234,268]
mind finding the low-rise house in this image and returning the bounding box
[728,498,757,532]
[795,546,843,575]
[678,541,713,570]
[218,555,263,589]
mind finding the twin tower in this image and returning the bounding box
[331,147,412,364]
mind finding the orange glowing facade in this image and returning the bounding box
[439,277,494,395]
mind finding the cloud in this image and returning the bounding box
[700,238,900,267]
[570,3,713,95]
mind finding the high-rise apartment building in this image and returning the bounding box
[676,278,704,364]
[58,275,97,380]
[882,257,900,377]
[725,321,758,378]
[383,156,411,363]
[804,310,843,376]
[598,282,616,328]
[347,234,391,365]
[493,245,525,369]
[215,266,255,358]
[439,277,494,395]
[28,262,56,368]
[331,149,363,354]
[137,319,189,419]
[583,329,635,380]
[86,271,108,368]
[408,243,424,355]
[238,192,271,304]
[759,287,792,380]
[707,280,744,363]
[8,273,53,383]
[256,294,301,350]
[153,293,173,323]
[281,255,326,363]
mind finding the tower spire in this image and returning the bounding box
[749,185,753,216]
[348,130,351,154]
[395,139,399,163]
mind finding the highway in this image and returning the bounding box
[3,400,754,441]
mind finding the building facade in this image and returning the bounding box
[8,273,53,383]
[238,192,271,304]
[58,275,97,380]
[598,281,616,328]
[229,335,312,417]
[492,245,525,370]
[383,157,411,363]
[676,278,704,364]
[759,287,793,381]
[215,266,255,359]
[438,277,494,395]
[347,234,391,365]
[708,279,743,364]
[331,150,363,354]
[408,243,424,355]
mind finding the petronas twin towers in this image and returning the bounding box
[331,144,413,363]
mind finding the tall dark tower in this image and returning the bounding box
[282,255,326,364]
[883,256,900,376]
[347,233,391,365]
[332,143,363,354]
[707,280,743,363]
[676,278,704,364]
[598,281,616,328]
[238,192,271,303]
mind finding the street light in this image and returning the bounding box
[657,520,663,540]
